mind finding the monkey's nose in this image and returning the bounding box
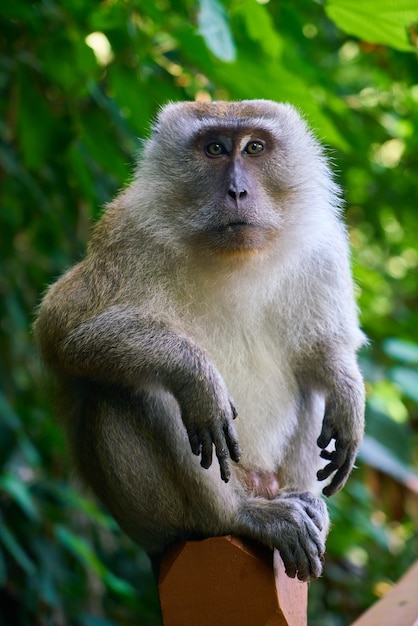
[228,187,248,200]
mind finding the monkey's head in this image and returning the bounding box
[132,100,340,259]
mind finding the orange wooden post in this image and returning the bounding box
[158,536,307,626]
[350,560,418,626]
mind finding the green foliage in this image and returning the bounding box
[325,0,418,51]
[1,0,418,624]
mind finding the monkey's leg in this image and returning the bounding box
[70,386,327,581]
[70,384,238,553]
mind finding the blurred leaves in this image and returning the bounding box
[325,0,418,52]
[1,0,418,624]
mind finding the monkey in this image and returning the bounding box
[34,100,365,583]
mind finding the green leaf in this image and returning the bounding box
[325,0,418,52]
[359,435,418,489]
[0,392,21,431]
[17,68,61,170]
[55,525,105,576]
[56,525,135,596]
[233,1,283,58]
[0,3,36,21]
[390,366,418,403]
[0,513,36,575]
[198,0,236,62]
[103,571,136,597]
[78,107,130,185]
[0,547,7,585]
[383,337,418,363]
[0,474,41,522]
[64,487,119,529]
[37,567,60,607]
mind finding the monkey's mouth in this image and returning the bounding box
[222,221,254,230]
[216,221,254,234]
[196,221,277,255]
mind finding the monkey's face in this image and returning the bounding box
[184,125,287,257]
[139,101,335,258]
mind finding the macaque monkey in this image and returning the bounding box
[34,100,365,582]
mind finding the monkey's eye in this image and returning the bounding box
[205,142,228,157]
[244,141,264,156]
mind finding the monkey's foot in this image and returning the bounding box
[237,492,328,581]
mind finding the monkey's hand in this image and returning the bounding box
[176,371,241,483]
[316,385,364,496]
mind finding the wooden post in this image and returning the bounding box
[350,560,418,626]
[158,536,307,626]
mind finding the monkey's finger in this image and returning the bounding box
[322,453,354,496]
[317,462,339,482]
[230,401,238,420]
[199,429,214,470]
[297,540,323,581]
[279,542,297,579]
[317,423,336,450]
[319,449,333,461]
[212,428,232,482]
[217,454,231,483]
[290,493,325,532]
[188,432,202,457]
[281,532,322,581]
[223,422,241,463]
[319,442,349,467]
[215,444,231,482]
[304,505,324,531]
[329,444,347,466]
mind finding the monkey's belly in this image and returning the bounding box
[180,334,296,474]
[219,354,301,471]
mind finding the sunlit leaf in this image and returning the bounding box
[325,0,418,51]
[198,0,236,62]
[103,571,136,597]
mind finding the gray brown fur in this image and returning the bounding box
[34,100,365,581]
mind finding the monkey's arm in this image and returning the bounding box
[315,356,365,496]
[35,300,241,482]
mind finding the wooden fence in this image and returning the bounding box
[158,536,418,626]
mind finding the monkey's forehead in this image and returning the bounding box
[167,99,286,117]
[153,100,302,134]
